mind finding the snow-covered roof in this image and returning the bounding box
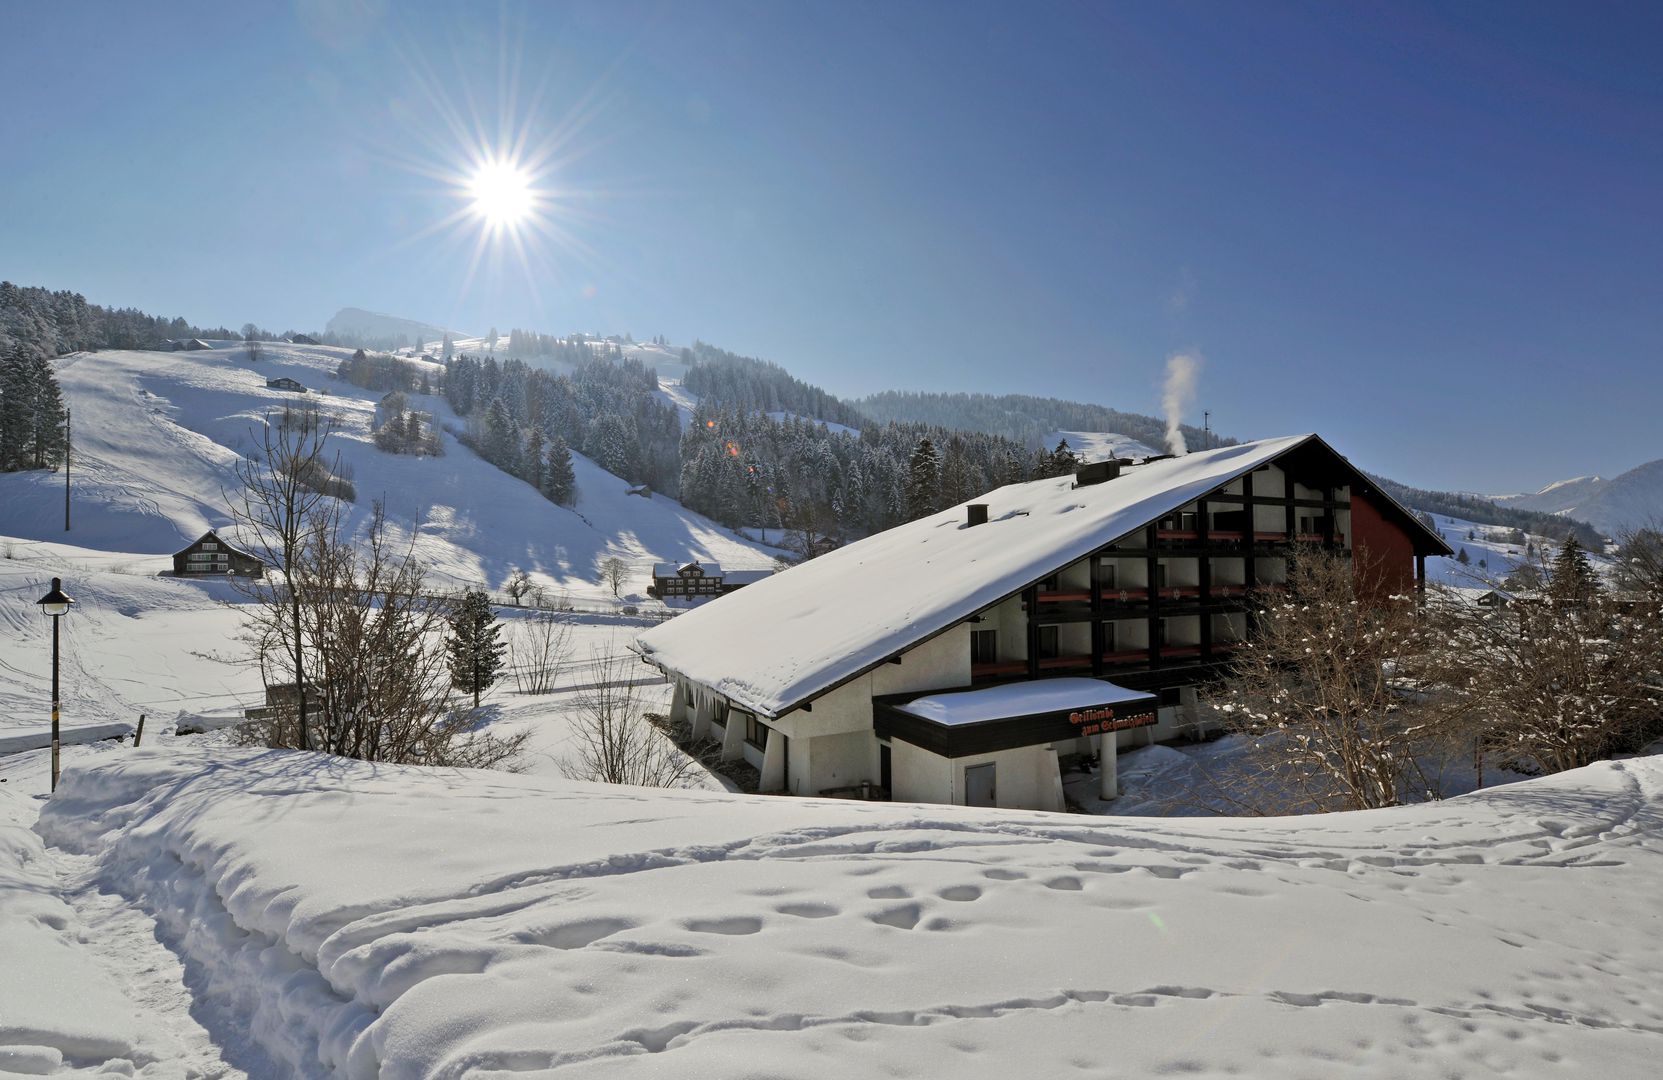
[723,569,773,585]
[638,434,1339,718]
[892,678,1151,727]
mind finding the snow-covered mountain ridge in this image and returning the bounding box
[1495,461,1663,539]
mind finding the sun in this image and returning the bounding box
[467,158,536,228]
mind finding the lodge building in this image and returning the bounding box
[635,435,1450,812]
[648,561,772,602]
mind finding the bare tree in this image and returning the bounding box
[1214,550,1459,813]
[510,610,572,695]
[1614,522,1663,599]
[504,567,534,606]
[240,496,527,768]
[598,555,628,598]
[242,323,263,363]
[1438,589,1663,775]
[560,652,701,787]
[231,405,339,750]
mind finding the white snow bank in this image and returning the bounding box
[34,746,1663,1078]
[0,787,143,1067]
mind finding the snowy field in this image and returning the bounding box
[3,742,1659,1077]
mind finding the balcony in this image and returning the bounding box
[970,641,1243,681]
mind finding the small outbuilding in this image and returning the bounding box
[266,377,307,393]
[172,530,264,578]
[290,334,320,345]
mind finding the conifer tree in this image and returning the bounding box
[447,589,507,708]
[906,437,940,520]
[544,435,576,505]
[1549,536,1601,602]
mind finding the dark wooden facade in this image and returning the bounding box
[649,561,770,600]
[172,530,264,578]
[966,442,1447,701]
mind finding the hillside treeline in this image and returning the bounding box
[442,353,679,501]
[0,280,234,356]
[682,342,866,429]
[1370,475,1605,547]
[678,402,1037,541]
[855,390,1224,454]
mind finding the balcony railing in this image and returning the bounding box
[970,641,1243,680]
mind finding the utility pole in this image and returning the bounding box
[64,407,71,532]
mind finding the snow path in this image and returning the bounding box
[48,845,259,1078]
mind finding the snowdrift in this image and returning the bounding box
[34,747,1663,1078]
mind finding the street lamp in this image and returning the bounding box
[35,577,74,792]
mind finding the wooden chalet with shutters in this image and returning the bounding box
[636,435,1451,812]
[172,530,264,578]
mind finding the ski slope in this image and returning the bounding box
[1047,430,1161,462]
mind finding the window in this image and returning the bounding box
[1156,563,1168,588]
[744,714,767,748]
[1099,563,1117,589]
[1101,622,1116,653]
[1037,625,1059,659]
[1157,619,1169,647]
[1040,574,1059,592]
[202,541,218,551]
[971,629,998,665]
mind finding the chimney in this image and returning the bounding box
[1072,460,1120,487]
[966,503,989,527]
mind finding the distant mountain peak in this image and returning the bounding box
[325,307,469,345]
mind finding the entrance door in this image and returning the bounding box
[964,763,997,807]
[879,744,892,796]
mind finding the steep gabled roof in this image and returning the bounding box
[179,529,261,563]
[636,434,1448,720]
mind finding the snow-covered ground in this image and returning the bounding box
[1047,430,1161,462]
[3,742,1659,1076]
[1420,512,1612,589]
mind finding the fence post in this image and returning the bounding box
[133,713,146,748]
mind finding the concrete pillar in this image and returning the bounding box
[720,710,745,762]
[689,695,714,742]
[760,729,786,791]
[1046,747,1066,812]
[1098,732,1119,800]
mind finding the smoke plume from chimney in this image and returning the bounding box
[1161,352,1201,456]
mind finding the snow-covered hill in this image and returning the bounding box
[1047,430,1162,462]
[0,341,782,746]
[1496,474,1607,516]
[1497,460,1663,540]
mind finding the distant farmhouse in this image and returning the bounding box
[265,377,306,393]
[637,434,1450,811]
[290,334,320,345]
[648,561,771,602]
[172,530,263,578]
[160,338,213,352]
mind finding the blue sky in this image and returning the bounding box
[3,1,1659,491]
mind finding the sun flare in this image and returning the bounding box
[467,159,535,228]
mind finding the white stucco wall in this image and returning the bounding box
[890,742,1064,812]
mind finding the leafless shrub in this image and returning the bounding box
[559,652,700,788]
[510,610,572,695]
[1213,550,1460,813]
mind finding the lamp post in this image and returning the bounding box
[36,577,74,792]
